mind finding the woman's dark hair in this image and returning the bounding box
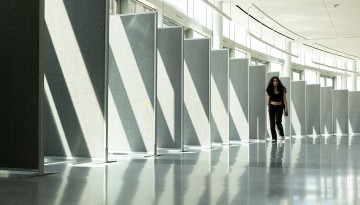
[266,76,286,96]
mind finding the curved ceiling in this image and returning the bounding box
[230,0,360,58]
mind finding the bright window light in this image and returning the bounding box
[194,0,207,26]
[164,0,187,14]
[305,70,317,84]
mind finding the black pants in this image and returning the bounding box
[269,105,284,140]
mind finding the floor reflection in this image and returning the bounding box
[2,136,360,204]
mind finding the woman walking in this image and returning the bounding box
[266,76,288,142]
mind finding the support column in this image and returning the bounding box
[229,48,235,58]
[212,1,223,49]
[284,41,292,78]
[342,75,347,89]
[111,0,120,15]
[186,29,194,39]
[336,76,342,89]
[120,0,129,14]
[316,72,321,84]
[351,61,357,91]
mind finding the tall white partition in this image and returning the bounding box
[332,90,348,135]
[156,27,183,149]
[349,91,360,134]
[306,84,320,135]
[211,49,229,145]
[249,66,266,140]
[229,59,249,142]
[266,72,280,139]
[291,81,306,136]
[45,0,107,158]
[184,39,211,148]
[108,13,157,154]
[320,87,333,135]
[280,77,291,136]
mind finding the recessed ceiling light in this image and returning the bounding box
[333,4,340,8]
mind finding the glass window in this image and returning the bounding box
[164,0,187,14]
[235,23,247,45]
[251,37,266,53]
[336,76,342,89]
[326,78,333,88]
[230,21,235,40]
[194,0,207,26]
[129,0,153,13]
[270,62,283,74]
[192,30,206,38]
[206,5,212,29]
[347,76,353,90]
[305,70,317,84]
[223,18,230,38]
[235,50,247,58]
[293,71,301,81]
[320,77,325,87]
[325,55,333,66]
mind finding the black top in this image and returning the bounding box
[269,91,283,102]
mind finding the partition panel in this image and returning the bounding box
[332,90,348,135]
[249,66,266,140]
[291,81,306,136]
[44,0,107,158]
[320,87,333,135]
[266,72,279,139]
[280,77,291,136]
[349,91,360,134]
[108,13,157,153]
[211,49,229,145]
[306,84,320,135]
[156,27,183,149]
[184,39,211,147]
[0,1,43,169]
[229,59,249,142]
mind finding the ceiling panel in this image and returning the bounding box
[231,0,360,57]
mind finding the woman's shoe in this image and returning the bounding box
[280,136,285,140]
[271,138,277,142]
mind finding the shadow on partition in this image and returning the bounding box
[44,24,91,158]
[183,39,210,148]
[291,81,306,137]
[229,59,249,142]
[108,13,156,153]
[211,50,229,145]
[348,91,360,134]
[333,90,348,135]
[156,27,183,149]
[44,0,107,158]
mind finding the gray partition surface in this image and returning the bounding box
[44,0,106,158]
[211,50,229,144]
[249,66,266,140]
[349,91,360,134]
[266,72,279,139]
[291,81,306,136]
[280,77,291,136]
[333,90,349,135]
[156,27,183,148]
[184,39,210,147]
[108,13,157,153]
[229,59,249,142]
[0,1,42,169]
[306,84,320,135]
[320,87,333,135]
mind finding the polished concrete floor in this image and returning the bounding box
[1,135,360,205]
